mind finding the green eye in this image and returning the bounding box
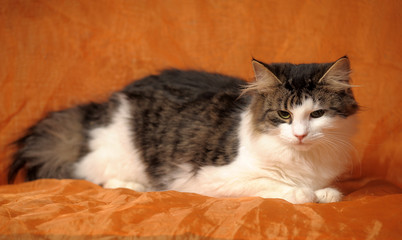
[278,110,291,119]
[310,109,325,118]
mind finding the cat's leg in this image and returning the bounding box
[103,179,147,192]
[257,187,342,204]
[314,187,343,203]
[283,187,318,204]
[256,186,317,204]
[255,181,317,204]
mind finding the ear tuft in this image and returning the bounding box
[242,60,282,95]
[319,56,353,91]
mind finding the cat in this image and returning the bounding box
[8,56,359,204]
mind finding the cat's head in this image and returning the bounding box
[244,56,359,151]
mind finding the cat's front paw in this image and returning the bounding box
[103,179,147,192]
[314,188,342,203]
[283,187,317,204]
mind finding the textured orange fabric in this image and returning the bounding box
[0,179,401,239]
[0,0,401,239]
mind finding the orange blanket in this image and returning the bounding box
[0,179,401,239]
[1,0,401,239]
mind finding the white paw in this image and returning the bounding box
[283,188,317,204]
[103,179,147,192]
[315,188,343,203]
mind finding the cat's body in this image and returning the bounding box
[8,57,359,204]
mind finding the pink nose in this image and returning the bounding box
[295,134,307,141]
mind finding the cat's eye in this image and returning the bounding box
[277,110,291,119]
[310,109,326,118]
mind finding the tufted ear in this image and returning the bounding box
[252,60,282,86]
[319,56,352,91]
[242,59,282,95]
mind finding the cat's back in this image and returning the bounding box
[122,69,247,104]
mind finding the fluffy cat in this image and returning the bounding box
[8,56,359,204]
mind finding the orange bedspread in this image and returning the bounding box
[1,0,401,239]
[0,179,401,239]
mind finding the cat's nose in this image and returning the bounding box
[294,134,307,141]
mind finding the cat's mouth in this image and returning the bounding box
[280,137,314,150]
[292,141,313,151]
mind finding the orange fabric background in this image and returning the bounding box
[0,0,401,239]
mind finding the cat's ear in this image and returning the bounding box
[318,56,353,91]
[252,60,282,87]
[242,60,282,95]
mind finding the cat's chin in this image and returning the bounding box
[291,142,314,151]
